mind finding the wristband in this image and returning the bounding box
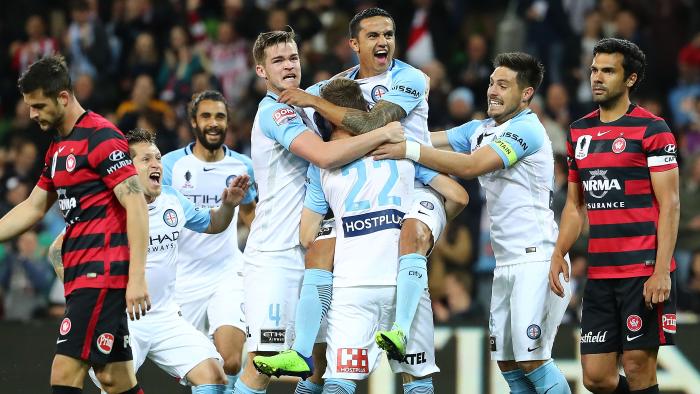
[405,140,421,161]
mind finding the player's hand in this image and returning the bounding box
[549,252,569,298]
[371,141,407,161]
[126,276,151,320]
[381,121,405,143]
[222,174,250,208]
[643,271,671,309]
[278,88,317,108]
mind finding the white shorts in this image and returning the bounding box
[324,286,439,380]
[489,260,571,362]
[243,247,305,352]
[177,271,246,337]
[89,308,222,389]
[403,185,447,249]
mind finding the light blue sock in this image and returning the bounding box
[502,369,536,393]
[193,384,226,394]
[403,377,434,393]
[232,379,265,394]
[525,360,571,394]
[322,378,356,394]
[225,374,239,394]
[295,380,323,394]
[292,269,333,357]
[395,253,428,336]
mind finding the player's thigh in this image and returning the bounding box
[388,291,439,377]
[489,265,514,361]
[93,360,137,393]
[401,186,447,255]
[213,325,246,373]
[581,278,620,355]
[207,275,246,337]
[324,287,392,381]
[51,354,90,387]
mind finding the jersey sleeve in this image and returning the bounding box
[381,67,426,115]
[36,143,55,192]
[414,163,439,185]
[173,188,211,233]
[87,127,137,189]
[305,80,326,97]
[446,120,480,153]
[260,103,310,150]
[229,151,257,204]
[303,165,329,215]
[642,119,678,172]
[566,131,581,183]
[488,119,544,168]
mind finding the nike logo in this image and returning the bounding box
[203,167,215,172]
[418,210,429,215]
[626,334,643,341]
[527,346,541,352]
[597,130,612,136]
[56,339,68,344]
[58,146,66,154]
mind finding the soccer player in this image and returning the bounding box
[263,7,446,372]
[161,90,256,392]
[305,77,466,394]
[50,128,250,394]
[373,52,572,394]
[550,38,679,394]
[233,29,404,394]
[5,55,149,394]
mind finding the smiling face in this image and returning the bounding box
[486,66,530,124]
[131,141,162,202]
[22,89,68,132]
[351,16,395,78]
[590,52,633,109]
[191,99,228,151]
[255,41,301,95]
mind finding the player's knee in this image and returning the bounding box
[223,356,242,375]
[621,355,654,385]
[189,359,227,385]
[94,370,118,392]
[582,371,617,393]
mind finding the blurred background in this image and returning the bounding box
[0,0,699,392]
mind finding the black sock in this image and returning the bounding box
[52,386,82,394]
[119,384,144,394]
[613,375,630,394]
[630,385,659,394]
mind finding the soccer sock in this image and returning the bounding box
[525,360,570,394]
[502,369,536,393]
[193,384,226,394]
[630,385,659,394]
[295,380,323,394]
[52,386,82,394]
[232,379,265,394]
[614,375,631,394]
[322,378,356,394]
[292,268,333,358]
[118,385,144,394]
[403,377,434,393]
[225,374,239,393]
[395,253,428,336]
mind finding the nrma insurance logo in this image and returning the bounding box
[341,209,404,238]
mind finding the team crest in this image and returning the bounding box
[226,174,236,187]
[96,333,114,354]
[627,315,642,332]
[163,209,178,227]
[59,318,71,336]
[612,137,626,154]
[371,85,388,102]
[575,135,592,160]
[527,324,541,339]
[65,154,76,172]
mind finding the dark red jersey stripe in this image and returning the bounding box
[588,235,656,253]
[587,263,655,279]
[587,207,658,225]
[624,179,652,195]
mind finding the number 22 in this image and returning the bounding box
[342,160,401,212]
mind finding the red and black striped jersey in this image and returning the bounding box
[37,111,137,295]
[567,104,678,279]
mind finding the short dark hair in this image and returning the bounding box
[125,128,156,156]
[593,38,646,92]
[349,7,395,39]
[252,28,296,65]
[17,55,72,98]
[493,52,544,100]
[320,78,368,112]
[189,90,230,121]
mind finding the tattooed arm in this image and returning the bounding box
[48,233,64,281]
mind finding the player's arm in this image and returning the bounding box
[0,186,56,242]
[238,202,256,229]
[48,232,64,282]
[425,173,469,220]
[206,174,250,234]
[549,181,586,297]
[430,131,454,151]
[300,208,325,249]
[113,175,151,320]
[300,164,329,248]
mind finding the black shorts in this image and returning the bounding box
[580,272,677,354]
[56,288,132,365]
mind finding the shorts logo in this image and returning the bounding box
[612,137,626,154]
[109,150,126,162]
[527,324,541,340]
[489,336,496,351]
[65,154,76,172]
[662,314,676,334]
[260,329,285,344]
[420,201,434,210]
[272,108,297,125]
[337,348,369,373]
[59,318,71,336]
[580,330,608,343]
[627,315,642,332]
[371,85,388,102]
[400,352,427,365]
[163,209,178,227]
[97,333,114,354]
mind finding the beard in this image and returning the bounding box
[193,124,225,151]
[592,87,625,110]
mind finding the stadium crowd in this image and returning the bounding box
[0,0,699,327]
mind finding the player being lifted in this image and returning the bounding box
[49,128,250,394]
[374,52,572,394]
[233,29,404,394]
[256,7,447,378]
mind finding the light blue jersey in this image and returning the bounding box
[305,157,437,286]
[446,109,557,265]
